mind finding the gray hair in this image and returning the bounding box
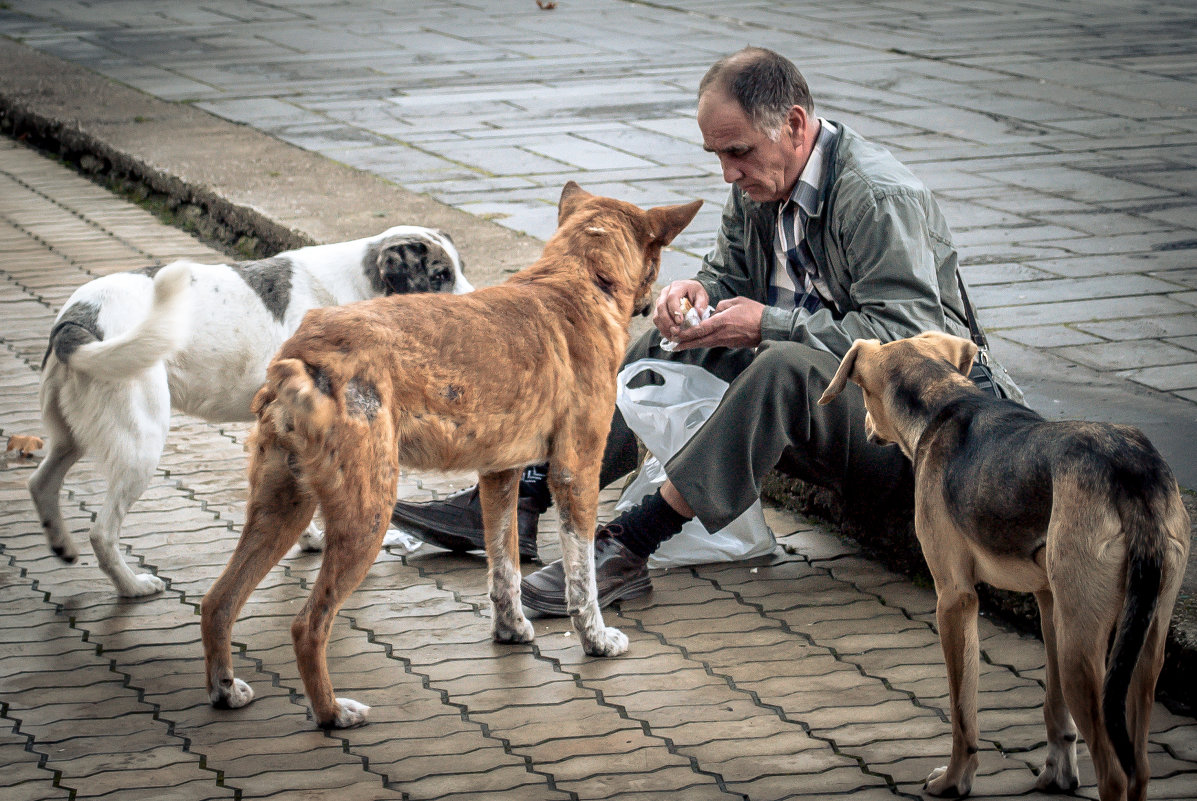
[698,47,814,140]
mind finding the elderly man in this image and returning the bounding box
[392,46,1020,613]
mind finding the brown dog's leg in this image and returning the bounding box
[1125,613,1168,801]
[925,584,981,798]
[548,455,627,657]
[1058,628,1127,801]
[291,434,397,729]
[480,468,534,644]
[201,428,315,710]
[1033,589,1080,793]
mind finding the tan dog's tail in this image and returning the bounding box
[1102,457,1179,784]
[255,358,340,446]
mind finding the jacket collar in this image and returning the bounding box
[739,118,845,222]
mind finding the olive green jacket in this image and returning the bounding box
[695,122,1021,400]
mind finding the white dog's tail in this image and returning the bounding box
[65,263,192,379]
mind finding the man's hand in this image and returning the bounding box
[670,297,764,351]
[653,280,710,340]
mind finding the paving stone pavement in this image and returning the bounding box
[2,135,1197,799]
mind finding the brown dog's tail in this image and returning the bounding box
[254,358,340,452]
[1102,451,1175,784]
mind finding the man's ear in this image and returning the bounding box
[558,181,592,225]
[786,104,808,146]
[818,339,876,405]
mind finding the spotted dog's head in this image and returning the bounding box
[366,228,472,297]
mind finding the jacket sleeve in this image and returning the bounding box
[759,187,952,357]
[694,189,762,306]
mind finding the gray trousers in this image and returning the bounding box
[599,330,913,532]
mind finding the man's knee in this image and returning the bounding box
[741,341,837,402]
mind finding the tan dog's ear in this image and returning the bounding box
[558,181,592,225]
[646,200,703,247]
[917,331,978,375]
[818,339,877,405]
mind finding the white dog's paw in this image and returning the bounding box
[326,698,370,728]
[493,615,535,644]
[924,765,972,798]
[582,626,628,657]
[382,527,422,553]
[297,524,325,552]
[118,572,166,597]
[210,677,254,709]
[46,532,79,564]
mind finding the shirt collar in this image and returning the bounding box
[783,118,837,220]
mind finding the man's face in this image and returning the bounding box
[697,89,804,204]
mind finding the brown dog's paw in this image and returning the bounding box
[319,698,370,729]
[6,434,44,458]
[581,626,629,657]
[924,765,972,798]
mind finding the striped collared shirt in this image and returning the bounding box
[771,119,838,315]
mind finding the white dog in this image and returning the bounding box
[29,226,471,596]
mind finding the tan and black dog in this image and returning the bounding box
[818,331,1189,801]
[200,182,702,729]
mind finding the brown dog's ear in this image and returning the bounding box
[818,339,876,405]
[646,200,703,248]
[917,331,978,375]
[558,181,592,225]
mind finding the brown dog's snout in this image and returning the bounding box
[864,411,892,446]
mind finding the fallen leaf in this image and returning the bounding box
[6,434,44,458]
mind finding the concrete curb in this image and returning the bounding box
[0,37,542,289]
[2,35,1193,714]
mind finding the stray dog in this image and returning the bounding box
[200,182,702,728]
[818,331,1189,801]
[29,227,469,597]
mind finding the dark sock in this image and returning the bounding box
[610,490,690,559]
[519,463,552,513]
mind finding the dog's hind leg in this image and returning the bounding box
[201,426,316,712]
[290,425,397,729]
[28,379,82,563]
[1124,612,1168,801]
[924,583,980,798]
[78,371,173,597]
[549,456,627,658]
[1055,606,1126,800]
[480,468,533,644]
[1033,589,1080,793]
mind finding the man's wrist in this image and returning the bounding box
[759,305,798,341]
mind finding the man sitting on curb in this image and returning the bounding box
[391,46,1021,614]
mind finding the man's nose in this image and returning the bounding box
[719,158,741,184]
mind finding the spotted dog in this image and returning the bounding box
[30,227,470,597]
[819,331,1190,801]
[200,183,702,728]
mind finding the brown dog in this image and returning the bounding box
[818,331,1189,801]
[200,182,702,729]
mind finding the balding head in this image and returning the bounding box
[698,47,814,140]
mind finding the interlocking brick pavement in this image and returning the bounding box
[2,29,1197,801]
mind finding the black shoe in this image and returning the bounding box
[391,486,541,562]
[520,524,652,616]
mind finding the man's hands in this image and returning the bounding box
[653,280,764,351]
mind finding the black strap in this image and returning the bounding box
[955,269,989,351]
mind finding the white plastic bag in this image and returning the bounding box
[614,359,776,568]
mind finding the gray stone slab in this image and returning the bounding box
[999,325,1104,348]
[1116,363,1197,392]
[1054,339,1197,371]
[981,294,1196,329]
[970,273,1184,308]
